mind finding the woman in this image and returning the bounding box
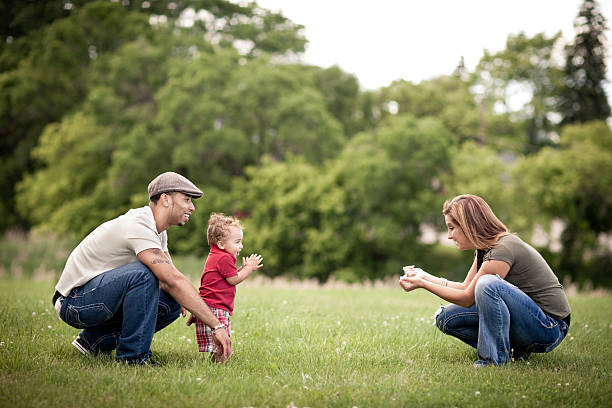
[400,194,571,366]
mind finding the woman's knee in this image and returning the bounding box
[434,306,445,331]
[435,305,457,333]
[474,274,500,301]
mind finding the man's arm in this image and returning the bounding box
[137,248,232,359]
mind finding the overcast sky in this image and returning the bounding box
[252,0,612,93]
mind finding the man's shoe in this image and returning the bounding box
[144,357,161,367]
[473,359,491,367]
[72,336,92,356]
[120,356,161,366]
[511,348,531,361]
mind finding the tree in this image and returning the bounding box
[375,75,480,144]
[15,40,343,240]
[512,121,612,285]
[1,0,308,233]
[471,32,564,152]
[559,0,610,124]
[311,65,361,136]
[442,142,515,228]
[0,1,152,231]
[220,59,345,164]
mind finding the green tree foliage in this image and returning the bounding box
[14,5,336,241]
[220,59,345,164]
[558,0,611,124]
[5,0,612,288]
[375,75,480,144]
[311,65,362,136]
[442,142,516,228]
[221,115,456,282]
[16,112,117,235]
[1,0,87,45]
[0,1,151,230]
[512,121,612,285]
[1,0,308,233]
[471,32,564,152]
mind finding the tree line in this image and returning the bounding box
[1,0,610,285]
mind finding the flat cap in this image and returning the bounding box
[147,172,203,199]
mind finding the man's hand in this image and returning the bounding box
[137,248,232,354]
[212,328,232,362]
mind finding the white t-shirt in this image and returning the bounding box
[55,206,168,296]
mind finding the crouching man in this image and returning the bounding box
[52,172,231,365]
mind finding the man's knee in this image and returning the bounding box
[124,262,158,284]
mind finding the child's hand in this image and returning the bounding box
[242,253,263,272]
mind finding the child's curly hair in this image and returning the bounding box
[207,213,242,246]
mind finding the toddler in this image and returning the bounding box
[189,213,263,361]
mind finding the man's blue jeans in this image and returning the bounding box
[434,274,569,365]
[59,262,181,364]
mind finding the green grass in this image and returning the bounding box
[1,279,611,408]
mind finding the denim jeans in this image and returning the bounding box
[59,262,181,364]
[435,274,569,365]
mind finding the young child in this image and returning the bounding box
[188,213,263,361]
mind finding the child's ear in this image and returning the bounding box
[217,241,224,249]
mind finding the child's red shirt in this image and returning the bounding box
[198,245,238,314]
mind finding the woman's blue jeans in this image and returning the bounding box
[59,262,181,364]
[434,274,569,365]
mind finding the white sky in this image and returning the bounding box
[253,0,612,93]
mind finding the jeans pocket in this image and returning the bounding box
[65,303,113,329]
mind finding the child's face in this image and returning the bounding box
[218,226,243,257]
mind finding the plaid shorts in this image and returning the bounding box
[195,306,231,353]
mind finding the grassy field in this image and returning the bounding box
[0,278,611,408]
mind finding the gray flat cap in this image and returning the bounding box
[147,172,203,199]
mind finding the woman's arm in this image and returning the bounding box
[403,256,478,290]
[401,259,510,307]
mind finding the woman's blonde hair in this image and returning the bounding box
[207,213,242,246]
[442,194,508,249]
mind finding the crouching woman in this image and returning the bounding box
[400,194,571,367]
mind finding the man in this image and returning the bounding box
[52,172,231,365]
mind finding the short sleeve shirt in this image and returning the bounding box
[483,234,571,320]
[198,245,238,314]
[55,206,167,296]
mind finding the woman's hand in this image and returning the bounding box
[399,276,420,292]
[399,265,426,292]
[402,265,430,280]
